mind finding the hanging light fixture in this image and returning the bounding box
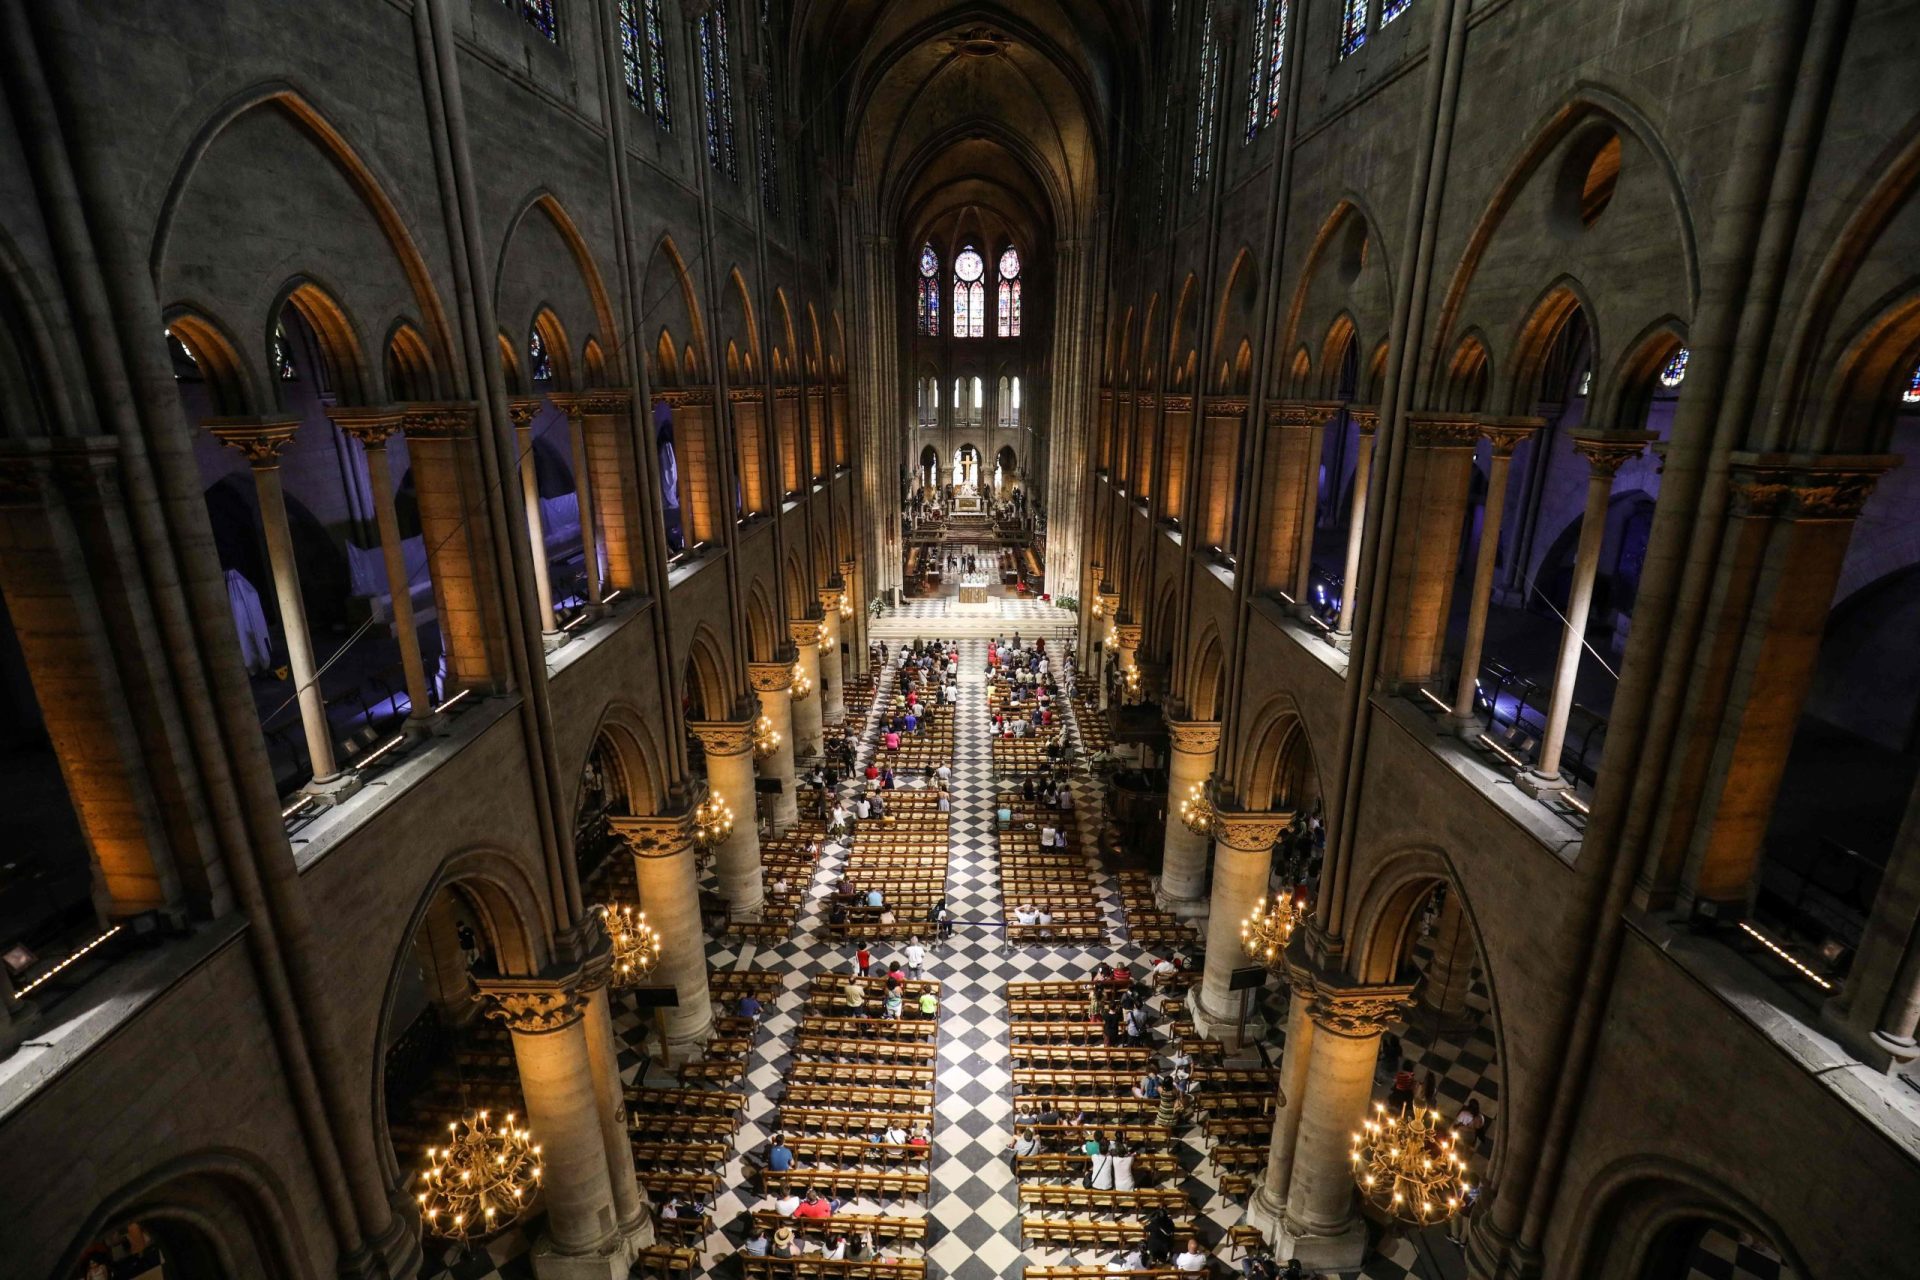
[1123,664,1142,697]
[597,903,662,986]
[416,1109,543,1243]
[1240,891,1303,968]
[1177,780,1212,837]
[692,792,735,850]
[1349,1103,1472,1226]
[751,713,781,761]
[790,661,813,700]
[839,594,854,620]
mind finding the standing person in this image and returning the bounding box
[1144,1208,1177,1264]
[1102,1000,1123,1047]
[856,940,873,977]
[884,980,904,1020]
[906,936,926,978]
[1388,1059,1418,1114]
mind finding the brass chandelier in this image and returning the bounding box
[599,902,663,986]
[790,660,813,700]
[1349,1102,1472,1225]
[416,1109,543,1243]
[751,713,781,761]
[1240,891,1303,968]
[1177,781,1212,837]
[692,792,735,851]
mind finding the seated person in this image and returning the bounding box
[792,1188,834,1219]
[1013,905,1039,926]
[767,1137,795,1172]
[737,993,764,1019]
[774,1191,802,1216]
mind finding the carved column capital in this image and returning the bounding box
[1407,412,1481,449]
[1570,430,1654,476]
[789,617,824,647]
[506,397,542,430]
[1476,415,1544,457]
[1165,717,1222,755]
[748,660,796,692]
[1349,404,1381,438]
[326,405,408,448]
[1728,451,1900,522]
[205,416,301,468]
[1211,808,1293,853]
[1114,622,1143,649]
[818,586,845,612]
[1203,396,1249,422]
[662,385,717,409]
[689,718,755,757]
[610,811,696,860]
[1303,980,1417,1038]
[476,973,589,1035]
[400,401,479,439]
[1268,399,1344,430]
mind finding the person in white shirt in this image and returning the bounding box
[1174,1240,1210,1272]
[820,1236,847,1261]
[905,939,926,976]
[936,762,951,785]
[1089,1145,1114,1190]
[774,1192,802,1216]
[855,796,871,820]
[884,1124,909,1146]
[1040,824,1057,846]
[1014,905,1038,926]
[771,874,790,896]
[1111,1145,1136,1191]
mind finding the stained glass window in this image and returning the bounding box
[917,244,940,336]
[1247,0,1270,142]
[273,326,298,381]
[530,329,553,384]
[509,0,558,42]
[954,247,985,339]
[1659,347,1689,389]
[698,4,738,178]
[1191,6,1219,192]
[620,2,643,106]
[1266,3,1289,124]
[644,0,671,130]
[997,247,1022,338]
[1339,0,1368,58]
[757,80,780,216]
[1904,362,1920,405]
[1381,0,1413,25]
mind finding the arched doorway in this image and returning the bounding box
[995,444,1017,496]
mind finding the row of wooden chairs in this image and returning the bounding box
[739,1256,926,1280]
[1020,1218,1195,1250]
[758,1168,930,1200]
[747,1212,928,1245]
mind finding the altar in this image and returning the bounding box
[954,572,994,613]
[953,479,984,515]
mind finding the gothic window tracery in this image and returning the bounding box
[997,246,1022,338]
[509,0,558,42]
[1339,0,1368,58]
[954,246,985,339]
[1191,6,1221,191]
[1659,348,1689,389]
[699,2,738,178]
[917,244,940,336]
[621,1,673,131]
[1382,0,1414,25]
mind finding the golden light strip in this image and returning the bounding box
[1738,922,1833,991]
[1477,733,1527,769]
[432,689,472,715]
[1562,792,1591,815]
[1419,687,1451,712]
[17,925,123,995]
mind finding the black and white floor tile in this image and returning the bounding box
[424,611,1501,1280]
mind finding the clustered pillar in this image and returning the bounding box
[1446,418,1539,737]
[817,586,847,728]
[1246,952,1416,1271]
[749,659,800,829]
[1333,407,1378,651]
[508,399,563,647]
[477,962,635,1279]
[690,718,765,915]
[1157,718,1221,917]
[611,813,715,1056]
[1193,809,1290,1042]
[788,618,825,761]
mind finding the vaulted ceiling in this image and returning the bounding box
[795,0,1148,248]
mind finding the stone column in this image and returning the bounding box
[1333,408,1378,651]
[478,973,629,1279]
[1828,771,1920,1072]
[610,813,715,1055]
[1679,454,1898,904]
[1157,718,1222,917]
[412,891,477,1024]
[1246,978,1317,1246]
[1380,413,1480,689]
[750,660,800,829]
[1194,809,1292,1042]
[789,617,825,761]
[1273,979,1415,1270]
[689,718,764,915]
[1114,620,1142,705]
[1447,418,1540,737]
[818,585,847,728]
[1518,432,1650,796]
[329,409,439,736]
[1420,890,1475,1022]
[403,403,510,692]
[841,558,865,675]
[580,393,640,593]
[508,399,562,647]
[206,418,356,800]
[577,950,651,1250]
[1290,418,1328,617]
[1258,402,1337,599]
[555,396,604,614]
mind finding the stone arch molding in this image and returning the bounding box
[1561,1154,1810,1279]
[55,1148,317,1280]
[495,190,622,390]
[150,83,456,404]
[1425,85,1703,411]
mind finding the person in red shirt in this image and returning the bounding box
[793,1189,833,1219]
[856,944,872,976]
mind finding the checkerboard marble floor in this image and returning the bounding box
[423,618,1493,1280]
